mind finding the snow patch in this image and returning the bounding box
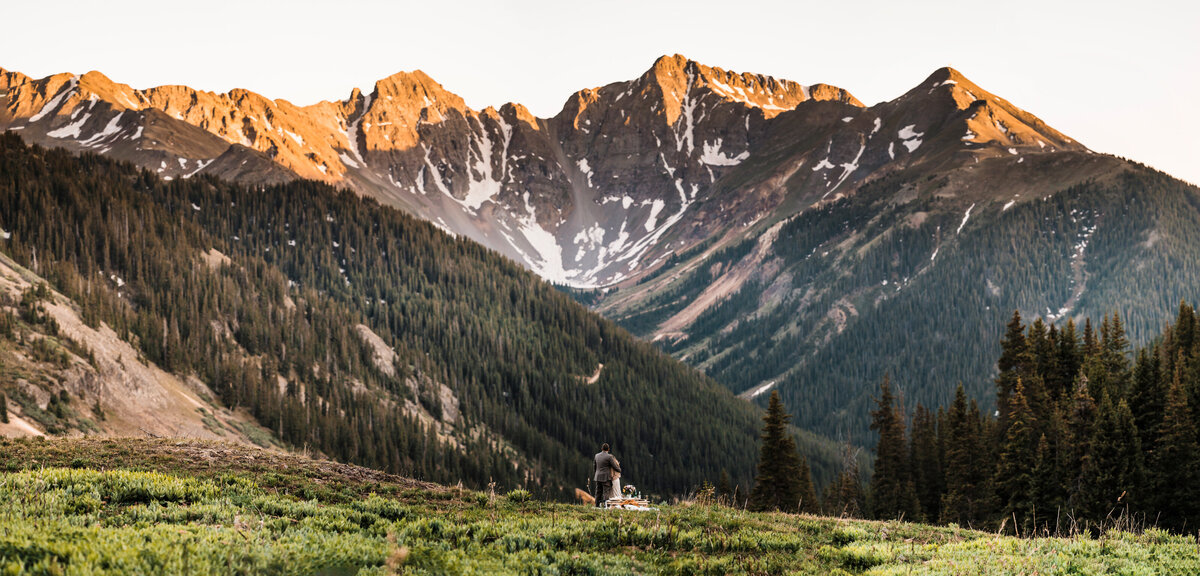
[898,124,924,153]
[345,92,373,166]
[576,158,594,187]
[181,159,213,179]
[47,112,92,139]
[452,115,513,211]
[699,138,749,166]
[956,203,976,234]
[79,111,127,145]
[898,124,922,140]
[644,199,666,232]
[30,76,78,122]
[515,192,570,284]
[748,381,776,399]
[826,142,865,196]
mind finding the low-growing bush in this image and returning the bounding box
[504,489,532,504]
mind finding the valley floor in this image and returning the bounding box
[0,438,1195,575]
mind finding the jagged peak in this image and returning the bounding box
[0,68,32,91]
[76,71,145,111]
[642,54,860,117]
[496,102,541,130]
[913,66,1002,103]
[897,67,1084,151]
[371,70,466,111]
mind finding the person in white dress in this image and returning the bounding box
[610,458,621,500]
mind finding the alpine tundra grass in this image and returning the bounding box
[1,437,1197,575]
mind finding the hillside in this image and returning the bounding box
[1,437,1197,575]
[0,134,843,497]
[610,158,1200,437]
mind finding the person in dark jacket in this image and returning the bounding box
[592,443,622,507]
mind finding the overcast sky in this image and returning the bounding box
[4,0,1198,184]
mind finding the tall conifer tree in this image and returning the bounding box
[995,380,1037,533]
[825,441,866,518]
[797,457,820,514]
[1150,368,1199,531]
[941,385,993,527]
[1078,394,1145,527]
[869,376,920,520]
[749,390,804,513]
[1130,348,1165,448]
[996,311,1030,432]
[910,403,943,522]
[1054,319,1082,400]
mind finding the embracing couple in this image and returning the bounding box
[592,442,622,506]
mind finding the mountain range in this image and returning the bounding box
[4,55,1199,441]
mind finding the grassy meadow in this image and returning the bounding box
[0,438,1196,575]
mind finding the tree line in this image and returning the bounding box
[745,304,1200,535]
[861,306,1200,534]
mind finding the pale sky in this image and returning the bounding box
[4,0,1198,184]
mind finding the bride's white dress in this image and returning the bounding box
[611,475,621,500]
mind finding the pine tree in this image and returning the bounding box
[1065,377,1095,504]
[1100,312,1132,398]
[717,468,733,504]
[748,390,805,513]
[1030,431,1065,534]
[1150,367,1199,532]
[1078,394,1145,528]
[825,441,866,518]
[909,403,943,522]
[1175,301,1196,355]
[1130,347,1165,448]
[0,391,8,424]
[995,380,1037,533]
[1030,318,1056,381]
[869,376,920,520]
[940,385,993,527]
[1083,318,1099,358]
[996,311,1030,432]
[797,457,820,514]
[1053,319,1082,401]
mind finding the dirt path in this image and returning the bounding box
[584,363,604,384]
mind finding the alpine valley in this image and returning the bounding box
[3,54,1199,449]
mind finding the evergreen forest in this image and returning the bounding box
[856,305,1200,534]
[0,134,842,498]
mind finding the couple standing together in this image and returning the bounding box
[592,443,622,506]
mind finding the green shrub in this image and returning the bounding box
[504,489,532,504]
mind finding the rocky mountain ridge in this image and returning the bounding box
[1,56,1050,287]
[7,53,1196,455]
